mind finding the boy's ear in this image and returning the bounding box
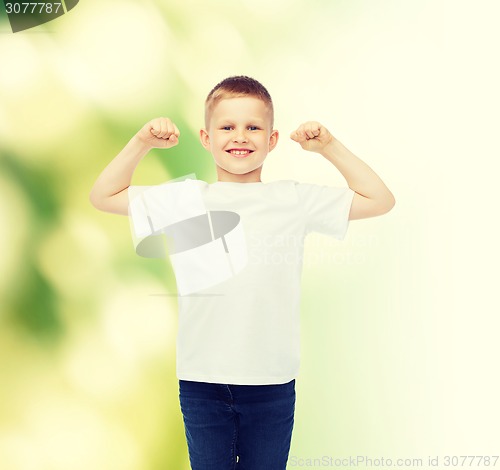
[199,128,210,150]
[268,129,279,152]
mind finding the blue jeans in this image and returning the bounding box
[178,379,296,470]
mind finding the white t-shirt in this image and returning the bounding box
[128,179,355,385]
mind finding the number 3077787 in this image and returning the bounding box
[5,3,62,14]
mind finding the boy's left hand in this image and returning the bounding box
[290,121,334,153]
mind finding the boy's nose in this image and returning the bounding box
[233,130,248,143]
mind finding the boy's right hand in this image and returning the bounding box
[136,117,180,149]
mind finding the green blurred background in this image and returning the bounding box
[1,1,499,469]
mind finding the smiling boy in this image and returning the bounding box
[90,76,395,470]
[200,84,278,183]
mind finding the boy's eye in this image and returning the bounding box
[220,126,260,131]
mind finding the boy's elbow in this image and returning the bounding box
[89,191,101,210]
[380,194,396,214]
[89,191,108,212]
[372,193,396,217]
[89,189,129,216]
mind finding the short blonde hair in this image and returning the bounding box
[204,76,274,129]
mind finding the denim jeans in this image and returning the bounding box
[179,379,296,470]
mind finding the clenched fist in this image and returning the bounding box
[136,117,180,149]
[290,121,334,153]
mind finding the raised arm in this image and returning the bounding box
[291,121,395,220]
[89,117,180,215]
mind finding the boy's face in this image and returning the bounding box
[200,97,279,182]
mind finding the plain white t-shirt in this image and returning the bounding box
[128,179,355,385]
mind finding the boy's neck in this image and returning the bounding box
[216,169,262,183]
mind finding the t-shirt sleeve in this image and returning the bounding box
[127,185,153,236]
[295,182,355,239]
[127,180,209,258]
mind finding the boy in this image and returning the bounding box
[90,76,395,470]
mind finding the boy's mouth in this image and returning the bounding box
[226,149,254,158]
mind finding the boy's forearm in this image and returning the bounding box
[321,139,395,208]
[90,135,151,205]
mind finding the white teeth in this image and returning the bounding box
[230,150,250,155]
